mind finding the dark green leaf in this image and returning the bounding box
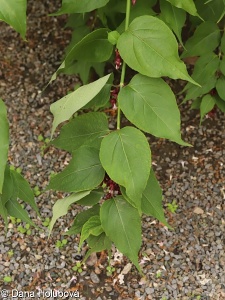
[160,0,186,46]
[5,197,35,227]
[183,53,220,102]
[181,22,220,58]
[141,169,171,228]
[49,29,113,84]
[200,94,215,124]
[83,233,111,263]
[51,112,110,152]
[76,188,104,206]
[10,170,39,215]
[118,74,189,146]
[215,95,225,112]
[195,0,225,22]
[79,216,103,249]
[216,76,225,100]
[65,205,100,235]
[100,197,142,271]
[47,146,105,192]
[0,166,13,226]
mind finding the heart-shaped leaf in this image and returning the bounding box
[47,146,105,192]
[100,127,151,204]
[51,112,110,152]
[118,74,189,146]
[117,16,198,85]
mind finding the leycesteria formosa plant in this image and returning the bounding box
[1,0,225,272]
[45,0,202,272]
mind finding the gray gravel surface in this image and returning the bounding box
[0,2,225,300]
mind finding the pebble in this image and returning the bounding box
[90,271,100,284]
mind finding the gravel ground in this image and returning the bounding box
[0,2,225,300]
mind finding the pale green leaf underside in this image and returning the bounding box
[100,126,151,203]
[118,75,189,146]
[48,190,90,236]
[50,74,111,136]
[100,197,142,271]
[0,0,27,39]
[117,16,199,85]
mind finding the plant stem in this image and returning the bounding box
[116,0,131,130]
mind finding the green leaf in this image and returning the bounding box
[200,94,215,124]
[118,74,188,146]
[220,58,225,76]
[10,170,39,215]
[0,0,27,39]
[195,0,225,22]
[65,205,100,235]
[141,169,171,228]
[215,95,225,112]
[108,31,120,45]
[50,73,111,136]
[49,29,113,84]
[221,31,225,54]
[48,190,90,236]
[117,16,198,85]
[79,215,103,249]
[51,112,110,152]
[183,53,220,102]
[84,232,111,263]
[47,146,105,192]
[0,100,9,194]
[100,127,151,204]
[76,188,104,206]
[5,197,35,227]
[51,0,110,15]
[191,98,202,110]
[83,83,111,109]
[181,22,220,58]
[160,0,186,46]
[166,0,201,18]
[216,76,225,101]
[100,197,142,271]
[0,166,13,227]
